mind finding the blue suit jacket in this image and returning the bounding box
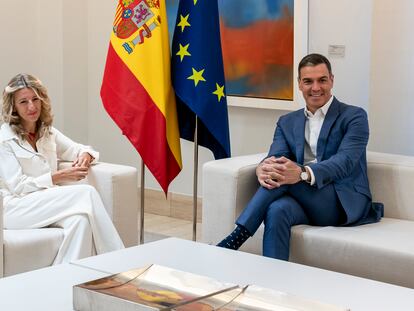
[267,97,383,225]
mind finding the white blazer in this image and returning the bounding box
[0,123,99,202]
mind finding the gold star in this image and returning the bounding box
[176,43,191,62]
[177,14,190,32]
[187,68,206,86]
[213,83,225,102]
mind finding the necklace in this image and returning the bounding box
[27,132,37,142]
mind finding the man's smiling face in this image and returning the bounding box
[298,63,334,113]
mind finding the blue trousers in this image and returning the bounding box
[236,182,346,260]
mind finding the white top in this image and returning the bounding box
[0,123,99,203]
[303,95,334,184]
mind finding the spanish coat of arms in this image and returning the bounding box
[113,0,161,54]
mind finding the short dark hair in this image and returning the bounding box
[298,53,332,78]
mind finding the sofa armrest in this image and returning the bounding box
[58,161,139,247]
[0,194,3,277]
[202,153,265,245]
[367,151,414,221]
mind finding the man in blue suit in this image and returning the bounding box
[218,53,383,260]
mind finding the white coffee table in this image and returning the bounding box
[74,238,414,310]
[0,263,108,310]
[1,238,414,310]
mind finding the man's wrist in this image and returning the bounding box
[304,166,311,183]
[299,165,311,183]
[256,162,263,176]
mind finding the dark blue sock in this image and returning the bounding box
[217,225,251,250]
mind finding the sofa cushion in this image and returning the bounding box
[289,217,414,288]
[239,217,414,288]
[3,228,63,276]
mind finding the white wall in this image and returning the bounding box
[308,0,373,111]
[0,0,64,128]
[0,0,89,139]
[61,1,88,142]
[0,0,413,196]
[368,0,414,155]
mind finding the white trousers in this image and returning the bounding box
[4,184,124,264]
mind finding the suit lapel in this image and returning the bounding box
[316,97,340,161]
[294,110,306,164]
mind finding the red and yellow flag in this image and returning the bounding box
[101,0,182,193]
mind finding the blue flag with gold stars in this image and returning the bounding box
[171,0,231,159]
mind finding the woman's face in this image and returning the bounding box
[13,88,41,130]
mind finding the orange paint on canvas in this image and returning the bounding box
[220,17,293,80]
[218,3,294,101]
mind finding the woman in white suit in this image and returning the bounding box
[0,73,124,264]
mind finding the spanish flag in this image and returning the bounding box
[101,0,182,193]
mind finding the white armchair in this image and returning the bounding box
[1,161,138,277]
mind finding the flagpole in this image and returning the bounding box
[139,160,145,244]
[192,116,199,241]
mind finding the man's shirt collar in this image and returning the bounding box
[304,95,334,118]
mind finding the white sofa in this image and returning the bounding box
[0,161,138,277]
[203,151,414,288]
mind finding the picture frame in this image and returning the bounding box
[225,0,309,110]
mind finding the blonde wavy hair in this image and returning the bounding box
[2,73,53,139]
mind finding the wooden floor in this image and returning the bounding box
[142,213,202,242]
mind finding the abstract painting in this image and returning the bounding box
[218,0,294,100]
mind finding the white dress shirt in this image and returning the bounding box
[0,123,99,203]
[303,95,334,184]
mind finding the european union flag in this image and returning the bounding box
[171,0,231,159]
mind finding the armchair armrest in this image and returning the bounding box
[58,161,138,247]
[202,153,265,245]
[0,194,3,277]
